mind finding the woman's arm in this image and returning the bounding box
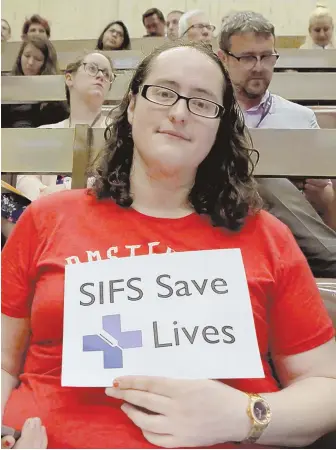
[1,315,30,418]
[16,175,45,201]
[322,179,336,230]
[105,340,336,448]
[304,179,336,230]
[16,175,63,201]
[256,339,336,447]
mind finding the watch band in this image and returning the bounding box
[244,393,272,444]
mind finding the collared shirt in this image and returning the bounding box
[242,92,319,129]
[300,41,335,49]
[308,42,334,49]
[243,90,270,128]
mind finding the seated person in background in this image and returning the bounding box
[96,20,131,50]
[218,10,336,278]
[142,7,166,37]
[1,40,336,450]
[1,19,11,42]
[166,10,184,40]
[16,52,115,200]
[179,10,215,44]
[300,4,335,49]
[21,14,51,40]
[1,36,68,128]
[1,181,31,246]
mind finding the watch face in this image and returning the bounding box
[253,400,268,423]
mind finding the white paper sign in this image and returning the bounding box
[62,249,263,387]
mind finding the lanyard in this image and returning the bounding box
[68,112,102,128]
[255,94,273,128]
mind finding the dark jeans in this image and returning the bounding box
[258,178,336,278]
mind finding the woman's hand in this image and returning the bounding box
[1,435,15,449]
[106,376,250,448]
[303,179,334,213]
[1,418,47,449]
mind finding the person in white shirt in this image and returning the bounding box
[300,4,335,49]
[16,52,115,201]
[218,10,336,278]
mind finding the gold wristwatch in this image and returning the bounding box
[243,393,272,443]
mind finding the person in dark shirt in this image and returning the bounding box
[2,36,68,128]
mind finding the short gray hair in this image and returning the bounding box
[178,10,205,37]
[219,11,275,51]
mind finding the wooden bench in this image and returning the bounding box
[1,73,132,104]
[2,72,336,104]
[312,106,336,128]
[1,35,306,59]
[2,127,335,189]
[274,49,336,70]
[1,49,143,73]
[2,45,336,73]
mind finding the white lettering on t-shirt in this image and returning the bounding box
[65,256,81,265]
[148,242,160,254]
[125,244,142,257]
[106,246,118,259]
[65,242,175,265]
[86,250,102,262]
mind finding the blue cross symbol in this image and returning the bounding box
[83,314,142,369]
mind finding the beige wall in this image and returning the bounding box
[2,0,336,41]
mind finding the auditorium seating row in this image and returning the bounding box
[2,71,336,102]
[1,35,308,58]
[2,46,336,73]
[2,127,335,187]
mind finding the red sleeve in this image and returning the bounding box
[1,206,38,318]
[269,227,335,356]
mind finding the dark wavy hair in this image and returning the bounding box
[93,40,262,231]
[96,21,131,50]
[12,36,59,75]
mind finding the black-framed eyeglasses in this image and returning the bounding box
[140,84,224,119]
[81,62,115,83]
[182,23,216,36]
[225,51,280,69]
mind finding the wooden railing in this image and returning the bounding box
[2,45,336,73]
[2,72,336,104]
[2,127,335,189]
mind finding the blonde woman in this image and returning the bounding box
[16,52,115,201]
[300,4,335,49]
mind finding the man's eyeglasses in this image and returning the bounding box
[225,51,280,69]
[183,23,216,36]
[140,84,224,119]
[81,62,115,83]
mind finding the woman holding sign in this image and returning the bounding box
[2,41,336,449]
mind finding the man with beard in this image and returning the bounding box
[218,11,336,278]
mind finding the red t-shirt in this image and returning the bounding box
[2,190,334,449]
